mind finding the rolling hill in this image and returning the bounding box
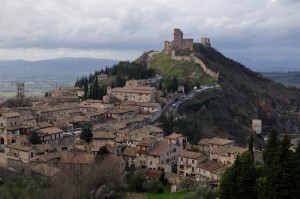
[152,44,300,145]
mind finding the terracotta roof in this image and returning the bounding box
[138,102,161,108]
[1,111,21,118]
[31,163,61,177]
[84,110,107,117]
[38,127,63,135]
[37,122,53,129]
[198,137,235,146]
[165,133,183,140]
[137,137,154,147]
[7,124,33,131]
[30,152,61,163]
[59,151,95,164]
[123,147,137,157]
[110,86,155,94]
[5,143,33,152]
[148,139,170,156]
[178,150,206,160]
[92,131,116,139]
[130,125,163,135]
[210,146,246,156]
[69,115,88,123]
[144,171,161,179]
[211,165,227,175]
[108,108,135,114]
[198,160,225,172]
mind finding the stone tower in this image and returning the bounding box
[173,29,183,43]
[16,82,25,101]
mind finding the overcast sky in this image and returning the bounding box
[0,0,299,69]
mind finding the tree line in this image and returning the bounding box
[74,57,155,100]
[219,130,300,199]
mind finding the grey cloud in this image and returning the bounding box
[0,0,299,66]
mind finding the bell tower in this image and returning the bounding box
[16,82,25,102]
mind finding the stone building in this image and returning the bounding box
[201,37,211,47]
[97,73,108,81]
[252,119,262,134]
[164,29,194,56]
[16,82,25,102]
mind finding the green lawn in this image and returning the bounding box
[146,190,192,199]
[125,190,193,199]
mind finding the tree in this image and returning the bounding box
[158,171,167,185]
[127,172,146,192]
[44,92,49,97]
[219,152,257,199]
[185,187,217,199]
[95,146,110,162]
[159,115,174,136]
[179,178,195,191]
[83,80,89,100]
[170,76,178,92]
[258,129,281,199]
[79,123,93,143]
[28,131,42,144]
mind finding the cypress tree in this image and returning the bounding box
[219,152,257,199]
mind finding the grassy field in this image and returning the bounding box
[150,53,215,88]
[125,190,193,199]
[146,190,192,199]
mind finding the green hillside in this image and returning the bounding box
[149,53,215,89]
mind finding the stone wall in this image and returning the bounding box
[170,54,219,81]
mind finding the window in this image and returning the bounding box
[192,160,194,164]
[150,161,152,165]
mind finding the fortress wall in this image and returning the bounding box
[170,54,219,80]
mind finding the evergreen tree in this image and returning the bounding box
[248,132,254,162]
[28,131,42,144]
[170,76,178,92]
[79,124,93,143]
[275,134,297,198]
[219,152,257,199]
[258,129,280,199]
[83,79,89,100]
[92,75,99,99]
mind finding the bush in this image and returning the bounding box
[127,172,146,192]
[142,180,164,193]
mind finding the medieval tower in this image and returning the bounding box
[16,82,25,102]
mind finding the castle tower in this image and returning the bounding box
[16,82,25,101]
[201,37,211,47]
[173,29,183,43]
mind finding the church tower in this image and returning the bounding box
[16,82,25,102]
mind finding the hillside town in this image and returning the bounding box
[0,74,262,190]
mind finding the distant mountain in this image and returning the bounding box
[231,55,300,72]
[0,57,119,95]
[0,57,118,74]
[0,57,119,83]
[261,71,300,88]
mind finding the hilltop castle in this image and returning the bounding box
[164,28,211,56]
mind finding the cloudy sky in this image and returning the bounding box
[0,0,299,70]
